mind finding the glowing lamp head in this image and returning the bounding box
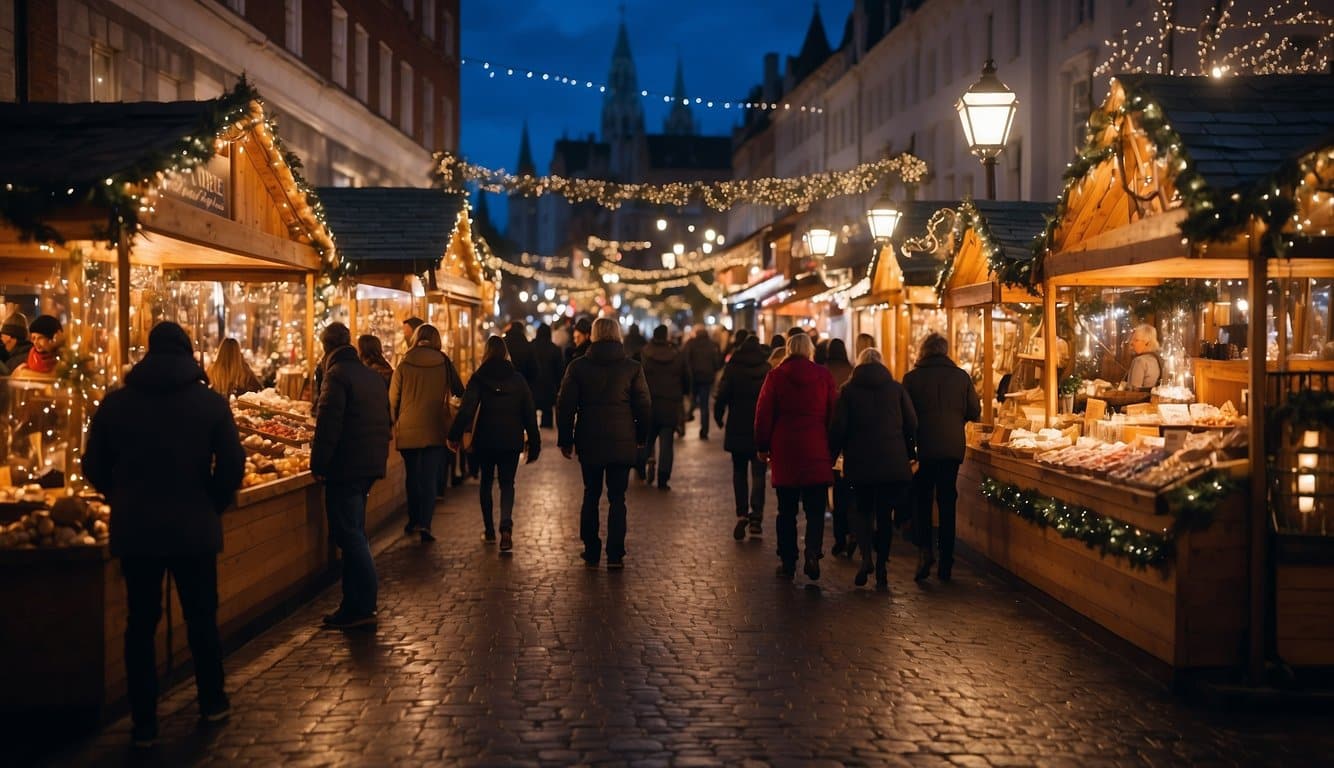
[804,227,836,259]
[956,60,1018,159]
[866,192,903,242]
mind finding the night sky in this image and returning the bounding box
[460,0,854,226]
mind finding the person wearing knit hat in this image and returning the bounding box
[84,321,244,746]
[0,311,32,369]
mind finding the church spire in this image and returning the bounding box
[663,57,695,136]
[795,3,832,74]
[601,18,645,142]
[516,121,535,175]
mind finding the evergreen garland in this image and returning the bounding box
[932,199,1041,297]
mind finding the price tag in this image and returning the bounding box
[1163,428,1188,454]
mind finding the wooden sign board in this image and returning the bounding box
[161,153,231,218]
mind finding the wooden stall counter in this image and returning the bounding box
[957,446,1248,680]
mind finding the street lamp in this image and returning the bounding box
[956,59,1018,200]
[865,189,903,242]
[803,226,836,259]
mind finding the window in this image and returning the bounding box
[423,0,436,40]
[156,73,179,101]
[194,72,223,99]
[284,0,303,56]
[441,96,453,151]
[332,167,361,187]
[331,4,348,87]
[422,79,435,147]
[1066,0,1095,33]
[353,24,369,101]
[1070,75,1090,154]
[400,62,414,135]
[90,44,118,101]
[1010,0,1022,60]
[442,10,454,57]
[379,42,393,117]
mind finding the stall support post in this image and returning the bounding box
[1245,228,1268,684]
[116,232,131,372]
[305,272,316,377]
[982,304,994,423]
[1043,279,1058,426]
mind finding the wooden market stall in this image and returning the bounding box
[0,86,404,721]
[959,74,1334,683]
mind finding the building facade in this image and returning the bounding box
[0,0,459,186]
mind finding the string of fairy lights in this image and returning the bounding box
[1095,0,1334,77]
[460,54,825,113]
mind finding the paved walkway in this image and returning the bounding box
[53,432,1332,766]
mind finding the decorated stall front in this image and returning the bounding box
[961,74,1334,682]
[0,85,404,720]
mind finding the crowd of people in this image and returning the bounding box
[82,311,979,747]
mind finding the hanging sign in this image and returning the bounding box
[162,154,231,217]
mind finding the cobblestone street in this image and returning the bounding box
[53,433,1333,767]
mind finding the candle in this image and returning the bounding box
[1299,496,1315,513]
[1298,474,1316,495]
[1303,430,1321,449]
[1300,452,1319,469]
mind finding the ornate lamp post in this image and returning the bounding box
[956,59,1018,200]
[803,226,836,260]
[865,189,903,242]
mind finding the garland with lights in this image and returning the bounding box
[928,200,1041,298]
[434,152,929,212]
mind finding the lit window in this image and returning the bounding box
[332,168,361,188]
[331,4,348,88]
[423,0,436,40]
[379,43,393,117]
[90,44,118,102]
[353,25,369,101]
[400,62,414,135]
[284,0,303,56]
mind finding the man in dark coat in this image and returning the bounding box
[503,320,539,391]
[564,316,592,366]
[828,348,918,588]
[640,324,690,489]
[84,321,245,745]
[312,322,392,628]
[624,324,647,361]
[683,327,723,439]
[556,317,652,569]
[714,334,771,540]
[902,332,981,582]
[530,323,564,429]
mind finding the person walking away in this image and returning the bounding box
[640,324,690,490]
[312,322,392,629]
[684,327,722,439]
[854,333,876,361]
[754,333,837,581]
[206,338,262,398]
[902,333,980,582]
[557,317,651,569]
[822,338,856,557]
[504,320,540,392]
[402,317,424,355]
[767,335,787,368]
[84,322,245,746]
[530,323,564,429]
[357,334,394,388]
[448,336,540,552]
[624,324,647,361]
[714,334,771,540]
[564,316,592,367]
[828,348,917,589]
[389,324,464,543]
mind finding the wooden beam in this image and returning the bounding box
[983,306,994,423]
[168,269,309,283]
[305,272,316,378]
[1043,278,1058,426]
[1046,230,1189,280]
[1246,221,1267,685]
[945,281,1000,309]
[141,196,320,272]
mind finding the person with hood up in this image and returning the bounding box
[314,322,393,628]
[754,333,838,581]
[503,320,539,392]
[530,323,564,429]
[389,324,464,543]
[639,324,690,490]
[565,316,592,366]
[683,327,723,439]
[714,334,771,541]
[0,311,33,370]
[84,321,245,746]
[557,318,652,569]
[828,348,917,589]
[902,333,981,582]
[448,336,540,552]
[822,337,857,558]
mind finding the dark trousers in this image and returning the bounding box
[853,482,912,569]
[832,471,854,549]
[478,452,521,532]
[325,479,377,616]
[122,555,226,729]
[580,462,631,562]
[775,484,828,566]
[539,404,554,429]
[646,423,676,485]
[730,451,766,521]
[692,382,713,435]
[914,459,961,566]
[401,446,445,532]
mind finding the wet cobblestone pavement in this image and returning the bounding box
[52,432,1334,766]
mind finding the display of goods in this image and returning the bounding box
[237,388,313,418]
[0,493,109,548]
[241,432,290,457]
[243,449,311,488]
[1191,400,1240,427]
[1037,441,1151,475]
[234,412,314,444]
[1151,384,1195,404]
[1006,428,1071,453]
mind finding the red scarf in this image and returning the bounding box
[26,346,57,374]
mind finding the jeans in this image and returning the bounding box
[401,446,445,532]
[774,484,828,567]
[832,472,855,550]
[853,482,912,569]
[692,382,713,435]
[121,555,226,729]
[646,424,676,485]
[580,463,631,562]
[478,452,521,532]
[914,459,961,566]
[325,479,377,616]
[730,451,766,521]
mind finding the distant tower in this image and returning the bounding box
[506,121,540,253]
[663,58,695,136]
[602,18,646,178]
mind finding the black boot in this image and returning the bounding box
[914,547,934,582]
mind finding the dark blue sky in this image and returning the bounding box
[460,0,853,227]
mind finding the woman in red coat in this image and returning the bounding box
[754,332,838,581]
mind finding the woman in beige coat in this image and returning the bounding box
[388,324,464,541]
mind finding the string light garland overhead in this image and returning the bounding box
[460,55,825,114]
[435,152,929,212]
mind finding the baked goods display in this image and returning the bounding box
[0,491,110,549]
[1031,431,1227,489]
[243,448,310,488]
[236,388,313,418]
[233,411,314,445]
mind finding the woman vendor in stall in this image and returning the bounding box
[206,338,262,398]
[1125,324,1164,391]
